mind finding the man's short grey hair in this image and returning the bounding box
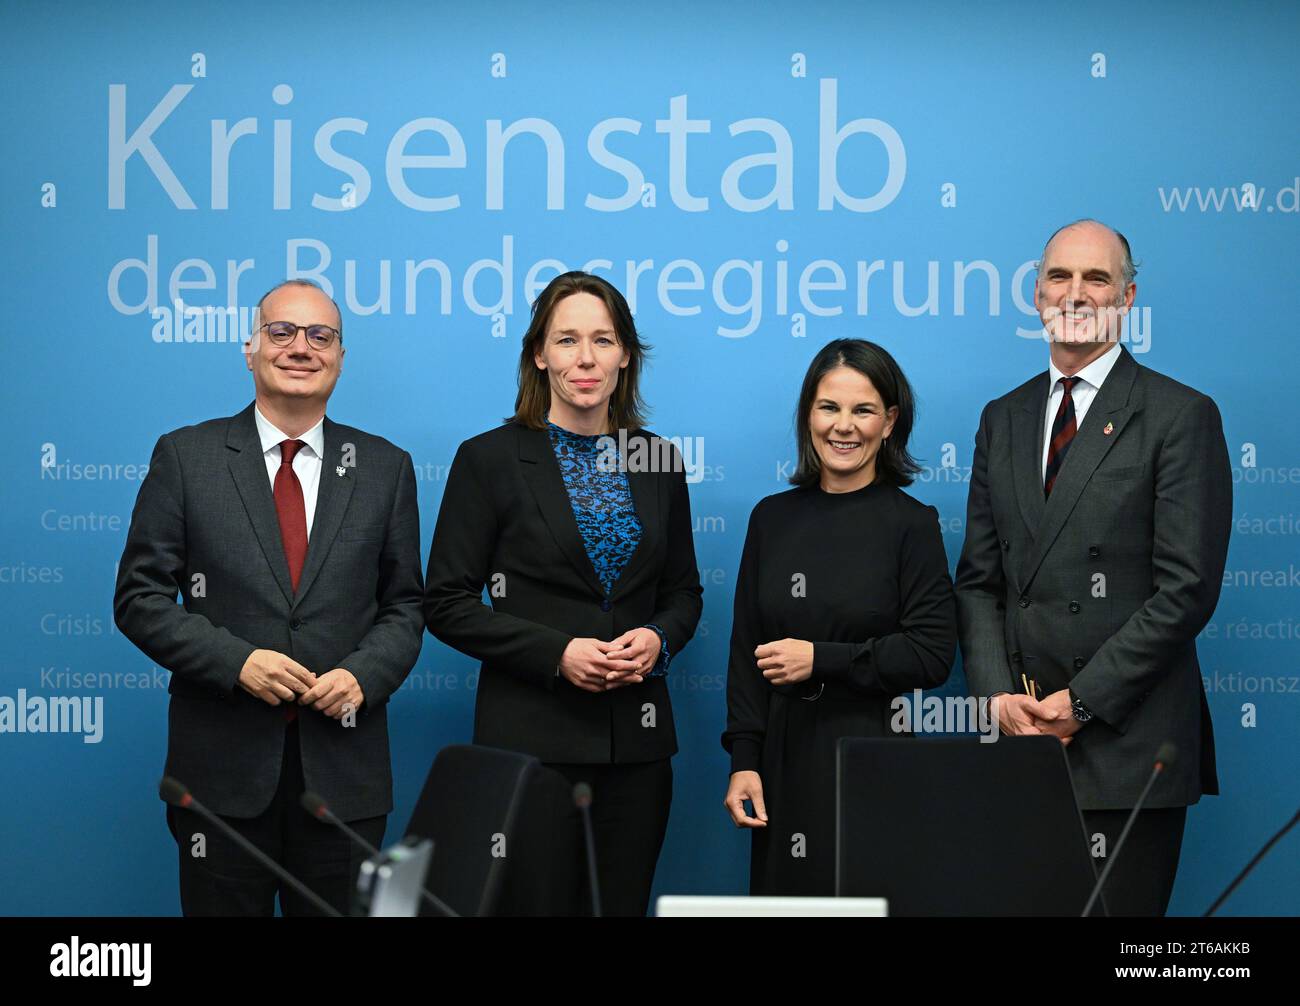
[254,279,344,340]
[1039,218,1139,288]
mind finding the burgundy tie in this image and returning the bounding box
[274,440,309,589]
[274,440,308,723]
[1044,376,1082,498]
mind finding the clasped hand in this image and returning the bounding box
[756,638,814,686]
[992,689,1082,745]
[238,649,364,719]
[559,628,661,692]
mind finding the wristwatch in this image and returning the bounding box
[1069,689,1094,723]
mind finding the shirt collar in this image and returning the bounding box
[253,404,325,459]
[1048,342,1122,392]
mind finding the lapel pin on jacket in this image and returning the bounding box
[336,465,346,477]
[1103,421,1114,436]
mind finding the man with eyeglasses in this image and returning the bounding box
[114,279,424,916]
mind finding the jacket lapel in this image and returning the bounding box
[608,434,660,597]
[226,403,294,605]
[1018,348,1141,590]
[1011,375,1049,537]
[518,425,608,597]
[294,417,355,604]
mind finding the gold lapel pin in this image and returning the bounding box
[1103,421,1114,436]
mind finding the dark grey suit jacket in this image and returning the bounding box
[956,348,1231,810]
[114,403,424,820]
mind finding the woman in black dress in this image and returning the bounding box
[722,339,956,895]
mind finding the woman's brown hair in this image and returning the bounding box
[511,271,651,431]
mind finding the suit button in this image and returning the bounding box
[1073,657,1085,670]
[1011,650,1023,662]
[1068,601,1080,614]
[1000,539,1010,550]
[1088,546,1100,558]
[599,599,612,612]
[290,617,302,630]
[1018,595,1030,609]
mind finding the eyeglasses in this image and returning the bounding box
[259,321,340,350]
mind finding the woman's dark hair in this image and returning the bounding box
[511,271,650,431]
[790,338,920,488]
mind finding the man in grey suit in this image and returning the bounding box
[956,220,1231,915]
[114,279,424,916]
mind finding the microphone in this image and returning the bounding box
[159,776,342,918]
[1202,805,1300,916]
[299,791,459,918]
[1080,743,1177,917]
[573,783,602,918]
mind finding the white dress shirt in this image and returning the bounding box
[254,405,325,538]
[1041,343,1122,483]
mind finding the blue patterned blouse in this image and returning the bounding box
[546,420,669,674]
[547,421,641,591]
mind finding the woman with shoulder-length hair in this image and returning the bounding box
[425,270,703,916]
[721,338,956,896]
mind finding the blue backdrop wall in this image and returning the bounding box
[2,0,1296,915]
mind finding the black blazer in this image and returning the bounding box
[955,349,1231,810]
[113,403,425,820]
[424,421,704,764]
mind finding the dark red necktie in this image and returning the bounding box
[274,439,309,589]
[274,439,308,722]
[1044,376,1082,498]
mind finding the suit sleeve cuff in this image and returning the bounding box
[1068,676,1121,731]
[730,738,763,775]
[544,633,573,691]
[812,641,853,680]
[221,640,258,696]
[642,623,670,677]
